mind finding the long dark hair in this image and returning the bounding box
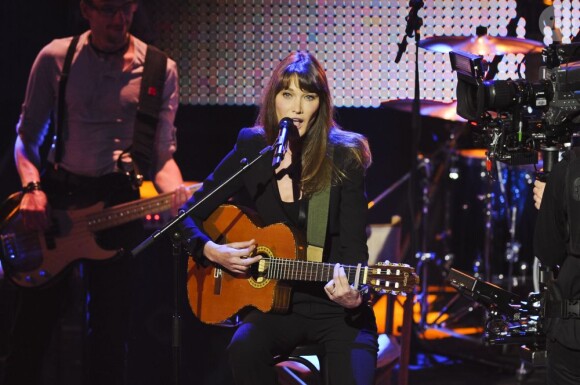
[256,51,371,196]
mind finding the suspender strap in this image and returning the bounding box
[131,44,168,177]
[54,35,80,165]
[306,149,334,262]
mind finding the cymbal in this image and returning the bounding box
[418,35,543,56]
[381,99,466,122]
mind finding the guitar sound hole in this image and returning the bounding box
[248,247,273,288]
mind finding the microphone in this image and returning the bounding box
[404,0,424,38]
[395,0,424,63]
[272,117,297,168]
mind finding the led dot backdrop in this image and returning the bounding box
[551,0,580,45]
[151,0,579,107]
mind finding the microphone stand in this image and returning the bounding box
[131,145,275,385]
[394,1,424,262]
[395,0,426,295]
[396,1,450,339]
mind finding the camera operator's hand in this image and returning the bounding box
[533,180,546,210]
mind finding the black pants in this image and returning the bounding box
[547,338,580,385]
[227,302,378,385]
[3,275,71,385]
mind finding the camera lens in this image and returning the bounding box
[485,80,517,110]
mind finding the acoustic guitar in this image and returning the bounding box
[0,183,201,288]
[187,204,419,324]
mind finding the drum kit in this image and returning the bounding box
[379,30,544,334]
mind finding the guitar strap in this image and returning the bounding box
[54,36,168,181]
[130,44,168,180]
[54,35,80,166]
[306,148,334,262]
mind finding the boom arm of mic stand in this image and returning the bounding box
[130,145,274,257]
[129,144,274,385]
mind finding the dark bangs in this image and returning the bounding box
[277,59,327,97]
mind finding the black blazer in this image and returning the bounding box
[181,127,369,267]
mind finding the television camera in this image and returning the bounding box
[450,43,580,174]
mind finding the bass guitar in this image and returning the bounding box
[0,183,201,288]
[187,205,419,324]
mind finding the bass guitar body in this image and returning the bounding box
[1,199,116,288]
[0,181,202,288]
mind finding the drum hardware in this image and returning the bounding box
[447,147,494,281]
[413,145,483,335]
[412,147,534,338]
[368,144,459,334]
[489,160,536,292]
[414,153,445,332]
[369,117,482,336]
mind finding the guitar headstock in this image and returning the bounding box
[365,261,419,294]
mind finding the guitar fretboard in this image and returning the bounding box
[260,258,413,292]
[86,183,201,231]
[266,259,359,282]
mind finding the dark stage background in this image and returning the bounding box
[0,1,561,384]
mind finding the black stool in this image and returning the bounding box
[274,344,327,385]
[274,334,402,385]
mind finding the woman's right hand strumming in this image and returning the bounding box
[203,239,260,275]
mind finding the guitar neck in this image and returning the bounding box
[86,183,200,232]
[264,259,366,286]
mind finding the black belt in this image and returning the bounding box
[43,164,101,187]
[545,299,580,319]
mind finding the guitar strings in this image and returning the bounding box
[265,258,408,285]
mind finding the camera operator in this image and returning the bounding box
[534,149,580,385]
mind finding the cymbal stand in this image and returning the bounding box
[415,145,490,339]
[414,155,479,339]
[481,170,494,282]
[505,206,521,292]
[393,0,428,329]
[494,161,521,292]
[416,156,435,331]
